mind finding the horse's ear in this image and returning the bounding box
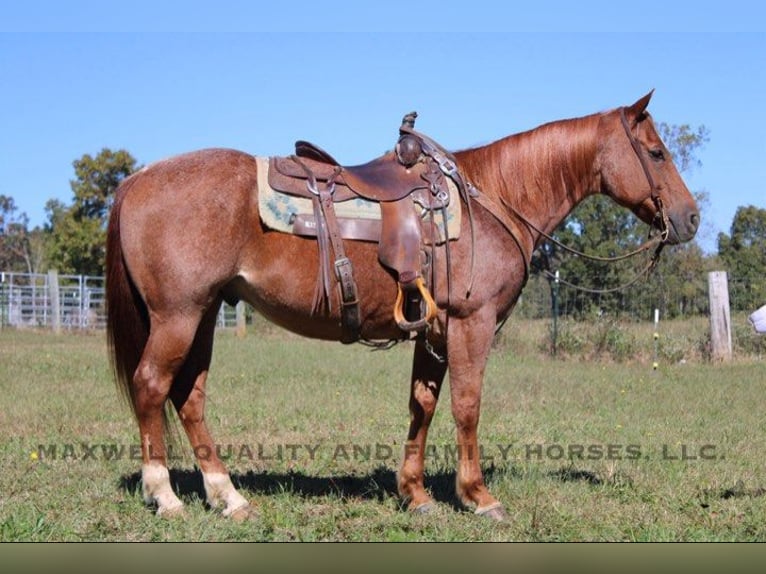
[626,89,654,123]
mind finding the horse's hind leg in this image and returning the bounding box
[134,312,204,516]
[397,339,447,512]
[169,300,250,519]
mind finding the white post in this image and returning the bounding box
[235,301,247,338]
[653,308,659,371]
[708,271,732,362]
[48,269,61,335]
[0,271,5,330]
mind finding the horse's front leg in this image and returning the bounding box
[447,311,507,521]
[397,338,448,512]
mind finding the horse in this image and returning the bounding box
[105,91,699,521]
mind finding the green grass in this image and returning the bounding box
[1,319,765,541]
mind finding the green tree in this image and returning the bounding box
[0,194,33,272]
[657,123,710,174]
[45,149,138,275]
[718,205,766,311]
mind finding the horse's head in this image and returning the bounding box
[598,91,699,245]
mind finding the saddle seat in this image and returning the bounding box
[270,141,430,203]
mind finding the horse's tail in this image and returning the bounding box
[105,174,149,422]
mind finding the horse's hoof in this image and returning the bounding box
[411,501,437,515]
[475,502,507,521]
[228,504,253,522]
[157,503,186,519]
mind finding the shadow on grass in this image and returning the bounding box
[704,480,766,501]
[548,467,603,486]
[118,464,511,511]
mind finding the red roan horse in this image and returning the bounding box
[106,92,699,520]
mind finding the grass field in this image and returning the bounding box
[1,318,765,541]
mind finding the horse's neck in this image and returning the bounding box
[458,114,602,238]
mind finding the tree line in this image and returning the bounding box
[1,127,764,319]
[1,149,136,276]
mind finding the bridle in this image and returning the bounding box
[619,107,670,246]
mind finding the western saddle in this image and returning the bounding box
[268,112,475,344]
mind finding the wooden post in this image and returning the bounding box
[0,271,5,330]
[708,271,732,362]
[652,308,659,372]
[235,301,247,338]
[48,269,61,335]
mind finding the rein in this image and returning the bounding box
[501,106,671,294]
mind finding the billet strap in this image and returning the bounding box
[293,156,361,343]
[315,178,361,344]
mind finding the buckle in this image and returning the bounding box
[306,180,336,198]
[436,155,458,177]
[334,256,353,282]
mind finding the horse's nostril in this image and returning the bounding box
[690,212,700,230]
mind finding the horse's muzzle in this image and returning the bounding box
[667,208,700,244]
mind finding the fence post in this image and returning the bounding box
[48,269,61,334]
[0,271,5,330]
[708,271,732,362]
[652,308,659,371]
[235,301,247,338]
[551,270,559,356]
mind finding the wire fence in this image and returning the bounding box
[0,271,237,330]
[0,271,106,329]
[1,270,763,331]
[515,273,763,322]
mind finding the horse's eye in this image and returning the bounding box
[649,148,665,161]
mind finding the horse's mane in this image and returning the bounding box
[455,112,602,219]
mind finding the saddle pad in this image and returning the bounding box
[255,156,461,243]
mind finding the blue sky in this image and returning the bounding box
[1,4,764,254]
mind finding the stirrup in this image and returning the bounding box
[393,277,437,332]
